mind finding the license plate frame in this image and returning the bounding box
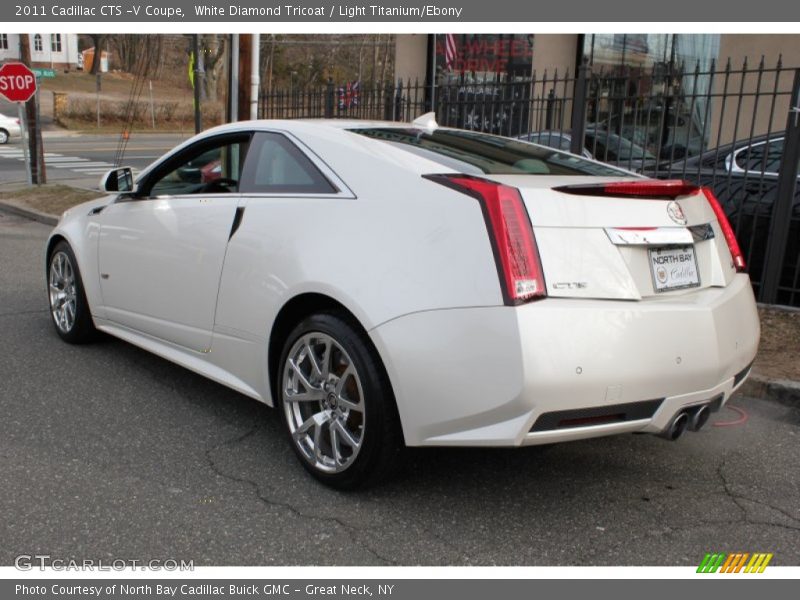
[648,245,701,293]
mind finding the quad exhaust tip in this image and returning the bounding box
[658,411,689,441]
[656,404,712,441]
[687,404,711,432]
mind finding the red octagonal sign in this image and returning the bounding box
[0,62,37,103]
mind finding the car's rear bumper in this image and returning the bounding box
[371,274,760,447]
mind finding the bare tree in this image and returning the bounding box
[199,34,226,101]
[109,35,164,77]
[379,35,393,83]
[87,34,106,75]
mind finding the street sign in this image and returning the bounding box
[0,62,38,103]
[32,68,56,79]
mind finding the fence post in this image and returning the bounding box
[545,88,555,130]
[325,78,334,118]
[394,79,404,121]
[570,59,589,156]
[383,81,393,121]
[760,68,800,304]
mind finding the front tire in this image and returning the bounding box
[279,312,403,489]
[47,241,97,344]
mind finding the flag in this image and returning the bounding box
[338,81,360,110]
[445,34,457,71]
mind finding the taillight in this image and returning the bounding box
[555,179,699,199]
[701,187,746,272]
[428,174,546,305]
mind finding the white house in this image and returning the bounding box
[0,34,80,69]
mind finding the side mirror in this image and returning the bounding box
[100,167,136,194]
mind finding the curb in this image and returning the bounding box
[0,200,58,226]
[738,373,800,409]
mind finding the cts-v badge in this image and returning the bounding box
[553,281,588,290]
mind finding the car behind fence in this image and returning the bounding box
[260,58,800,308]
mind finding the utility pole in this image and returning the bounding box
[20,35,46,184]
[237,34,251,122]
[250,34,260,120]
[192,34,203,133]
[227,34,239,123]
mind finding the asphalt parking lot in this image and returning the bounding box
[1,210,799,567]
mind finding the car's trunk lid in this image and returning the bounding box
[484,175,738,301]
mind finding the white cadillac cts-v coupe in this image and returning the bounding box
[45,116,760,488]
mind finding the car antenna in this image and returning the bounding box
[412,112,438,132]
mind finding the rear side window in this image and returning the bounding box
[240,132,337,194]
[350,127,629,177]
[733,139,783,175]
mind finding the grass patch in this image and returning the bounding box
[0,184,103,215]
[755,306,800,381]
[57,97,224,132]
[41,71,193,102]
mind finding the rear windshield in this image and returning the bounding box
[350,127,631,177]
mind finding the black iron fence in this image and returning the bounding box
[260,58,800,307]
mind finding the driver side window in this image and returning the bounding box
[148,136,250,197]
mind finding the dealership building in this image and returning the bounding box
[394,33,800,144]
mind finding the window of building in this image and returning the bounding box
[435,34,534,83]
[582,34,721,160]
[33,34,43,52]
[51,34,62,53]
[432,34,535,135]
[0,34,8,50]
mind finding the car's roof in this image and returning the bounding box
[200,118,428,136]
[298,119,410,129]
[136,119,501,181]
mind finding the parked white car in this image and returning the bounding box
[0,112,22,144]
[45,116,760,488]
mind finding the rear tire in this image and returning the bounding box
[278,311,404,489]
[47,241,97,344]
[0,129,8,145]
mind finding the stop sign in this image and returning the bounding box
[0,62,37,103]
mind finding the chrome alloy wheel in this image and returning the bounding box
[48,251,78,333]
[282,332,365,473]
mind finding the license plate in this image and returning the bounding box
[649,246,700,292]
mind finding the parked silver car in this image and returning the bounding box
[0,113,22,144]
